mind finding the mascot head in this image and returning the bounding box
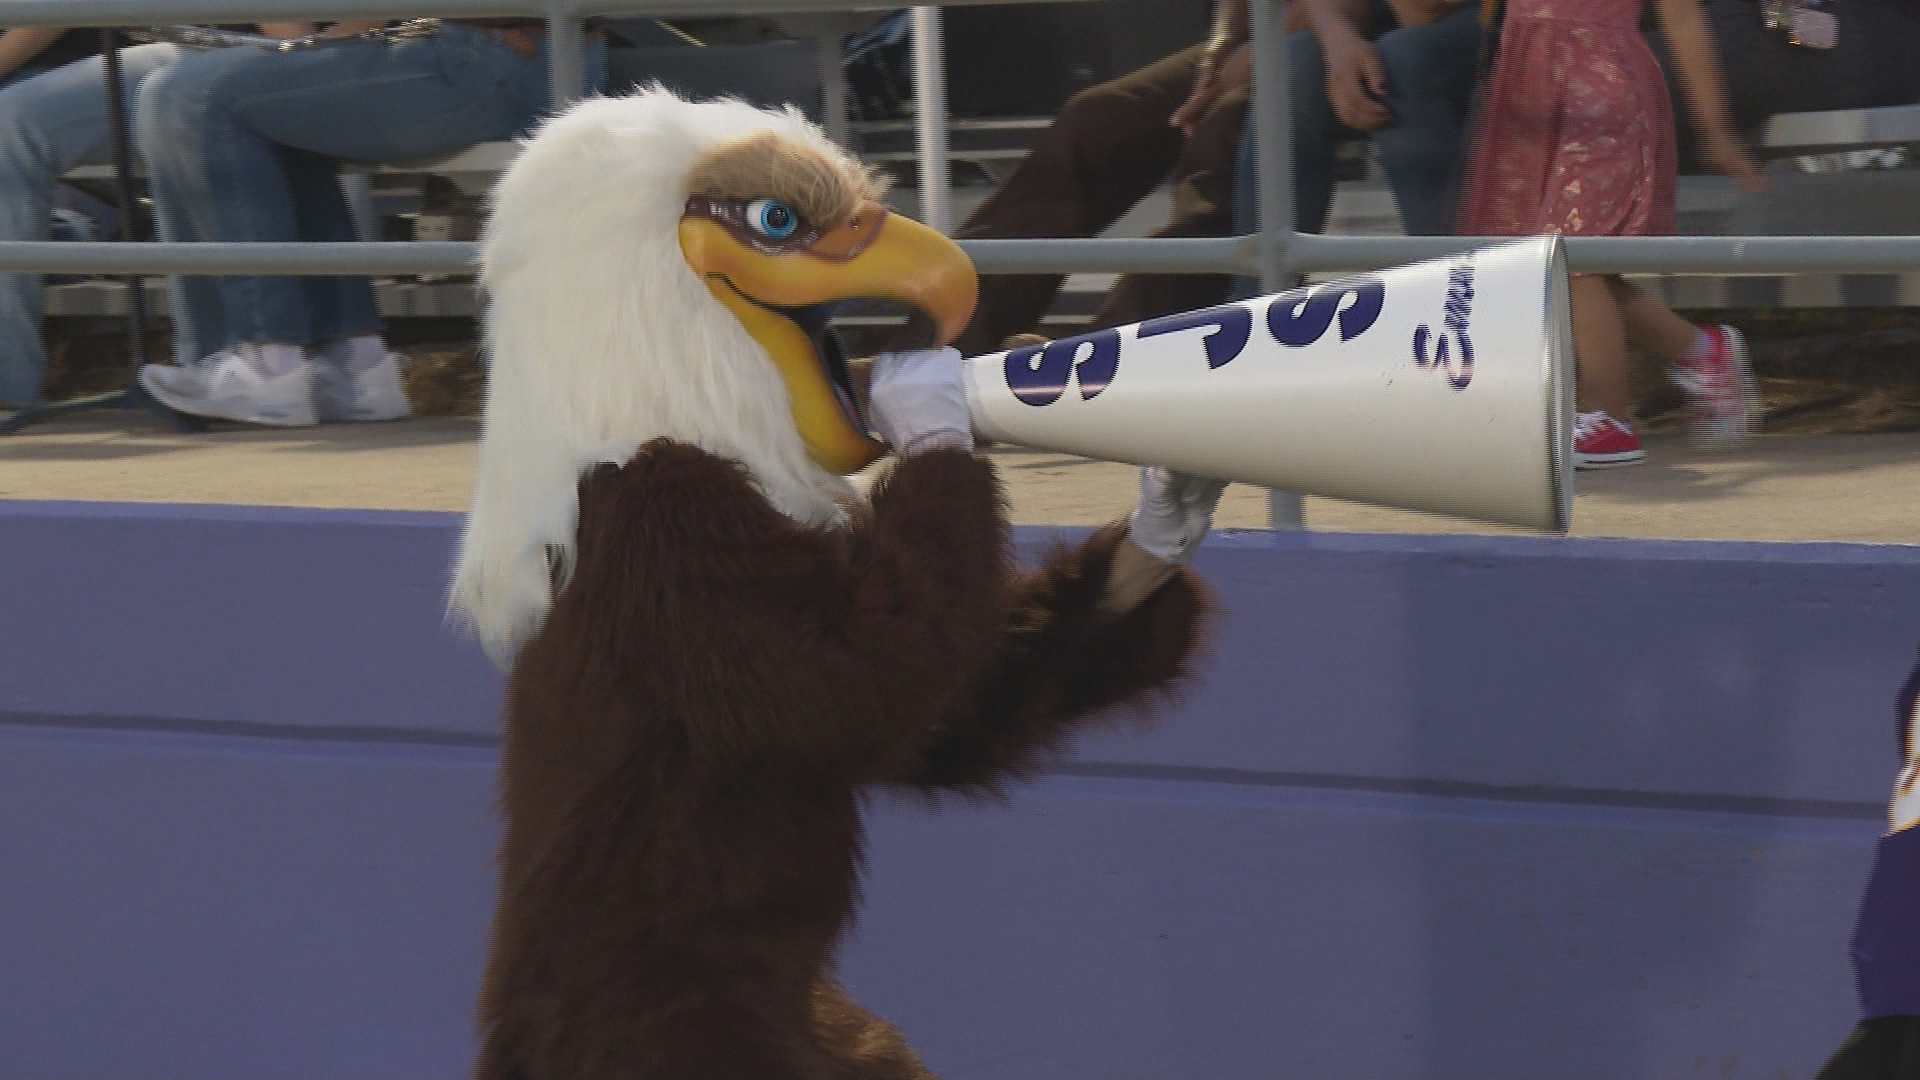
[449,89,979,664]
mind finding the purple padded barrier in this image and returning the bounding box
[3,499,1918,1080]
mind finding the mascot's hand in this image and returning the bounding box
[1128,467,1228,565]
[868,347,974,455]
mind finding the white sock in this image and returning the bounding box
[238,342,307,377]
[335,334,390,375]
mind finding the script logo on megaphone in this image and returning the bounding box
[1004,276,1388,407]
[1411,258,1476,391]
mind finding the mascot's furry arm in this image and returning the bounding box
[519,438,1208,792]
[896,522,1206,792]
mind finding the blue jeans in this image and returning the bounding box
[137,24,603,360]
[1231,7,1481,300]
[1290,5,1482,236]
[0,44,221,406]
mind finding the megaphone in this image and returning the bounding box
[962,234,1576,533]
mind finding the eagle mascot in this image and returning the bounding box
[449,88,1227,1080]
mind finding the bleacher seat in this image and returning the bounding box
[1760,103,1920,158]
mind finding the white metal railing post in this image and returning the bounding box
[545,0,587,110]
[908,6,952,232]
[1250,0,1305,530]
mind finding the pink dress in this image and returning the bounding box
[1457,0,1677,238]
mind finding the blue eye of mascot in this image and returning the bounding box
[450,88,1225,1080]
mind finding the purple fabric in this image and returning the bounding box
[1855,651,1920,1019]
[1858,827,1920,1019]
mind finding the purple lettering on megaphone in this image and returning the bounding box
[1411,325,1474,390]
[1411,261,1476,390]
[1264,277,1386,348]
[1136,306,1253,369]
[1006,328,1123,407]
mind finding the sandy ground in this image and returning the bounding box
[1,412,1916,544]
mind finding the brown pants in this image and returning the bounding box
[952,45,1249,356]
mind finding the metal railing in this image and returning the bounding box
[5,0,1920,521]
[6,0,1914,281]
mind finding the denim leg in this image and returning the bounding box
[158,236,228,368]
[1372,8,1483,236]
[0,44,178,405]
[1229,132,1259,302]
[137,24,554,351]
[154,202,228,368]
[1289,29,1361,238]
[138,50,312,347]
[286,150,381,344]
[0,63,59,92]
[1237,33,1360,297]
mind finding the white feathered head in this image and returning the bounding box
[448,89,978,664]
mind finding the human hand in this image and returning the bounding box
[1171,51,1221,136]
[866,347,974,455]
[1323,31,1391,131]
[1172,42,1251,135]
[1127,466,1229,564]
[1704,133,1766,193]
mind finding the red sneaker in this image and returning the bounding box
[1574,410,1646,469]
[1669,324,1760,447]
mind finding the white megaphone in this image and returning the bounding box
[963,234,1576,533]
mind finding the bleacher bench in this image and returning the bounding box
[55,104,1920,318]
[1637,103,1920,309]
[63,141,520,192]
[46,118,1055,321]
[1761,103,1920,158]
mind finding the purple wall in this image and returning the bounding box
[3,500,1916,1080]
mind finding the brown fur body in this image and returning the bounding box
[476,441,1211,1080]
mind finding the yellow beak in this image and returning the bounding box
[679,201,979,474]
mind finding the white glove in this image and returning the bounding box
[866,346,974,455]
[1127,466,1228,564]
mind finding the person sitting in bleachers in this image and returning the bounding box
[1228,0,1480,302]
[1284,0,1483,237]
[134,20,604,427]
[0,24,328,419]
[947,0,1259,355]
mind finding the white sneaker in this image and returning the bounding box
[140,358,211,401]
[314,347,412,423]
[342,352,412,422]
[139,349,317,427]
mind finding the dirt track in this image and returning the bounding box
[1,412,1915,544]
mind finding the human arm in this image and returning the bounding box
[255,21,319,38]
[1301,0,1392,130]
[1650,0,1761,187]
[1171,0,1250,135]
[0,27,68,80]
